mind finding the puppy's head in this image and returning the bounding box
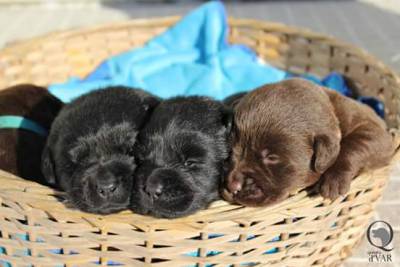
[223,79,341,206]
[131,97,232,218]
[66,123,138,214]
[42,87,160,214]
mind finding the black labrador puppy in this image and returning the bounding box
[131,96,232,218]
[42,87,159,214]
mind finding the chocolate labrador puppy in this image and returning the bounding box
[42,87,159,214]
[131,96,232,218]
[0,84,63,183]
[223,78,394,206]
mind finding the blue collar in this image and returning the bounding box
[0,116,48,137]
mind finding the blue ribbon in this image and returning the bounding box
[0,116,48,137]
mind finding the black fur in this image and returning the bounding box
[42,87,159,214]
[131,96,232,218]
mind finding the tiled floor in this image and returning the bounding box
[0,1,399,266]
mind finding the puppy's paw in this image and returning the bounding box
[319,170,352,200]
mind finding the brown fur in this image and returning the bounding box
[0,84,63,183]
[223,78,394,206]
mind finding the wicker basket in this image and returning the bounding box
[0,17,399,267]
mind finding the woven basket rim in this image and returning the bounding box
[1,16,182,51]
[1,16,400,226]
[0,153,398,226]
[3,16,400,84]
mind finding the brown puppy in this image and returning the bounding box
[0,84,63,183]
[223,78,394,206]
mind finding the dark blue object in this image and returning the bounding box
[358,96,385,118]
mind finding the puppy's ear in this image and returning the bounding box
[69,142,89,164]
[312,134,340,173]
[41,146,57,186]
[221,107,234,133]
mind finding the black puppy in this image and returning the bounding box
[131,96,232,218]
[42,87,159,214]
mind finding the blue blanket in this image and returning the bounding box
[48,1,383,117]
[49,1,285,102]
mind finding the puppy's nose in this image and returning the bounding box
[97,181,118,198]
[227,172,244,193]
[144,182,163,199]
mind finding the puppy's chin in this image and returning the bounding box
[224,189,289,207]
[87,200,130,215]
[66,160,135,214]
[69,190,131,214]
[68,178,132,214]
[222,188,268,207]
[135,190,196,218]
[223,178,290,207]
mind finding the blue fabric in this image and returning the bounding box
[184,234,279,267]
[48,1,384,118]
[358,96,385,118]
[0,233,122,267]
[285,72,352,97]
[49,1,286,102]
[0,116,48,136]
[0,234,32,267]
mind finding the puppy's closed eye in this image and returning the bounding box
[69,143,90,164]
[261,149,280,165]
[184,159,201,168]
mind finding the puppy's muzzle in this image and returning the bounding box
[224,170,265,203]
[226,171,244,194]
[97,179,119,199]
[94,162,131,200]
[143,168,191,202]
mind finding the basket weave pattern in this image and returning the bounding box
[0,17,399,267]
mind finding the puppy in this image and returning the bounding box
[42,87,159,214]
[223,78,394,206]
[131,96,232,218]
[0,84,63,183]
